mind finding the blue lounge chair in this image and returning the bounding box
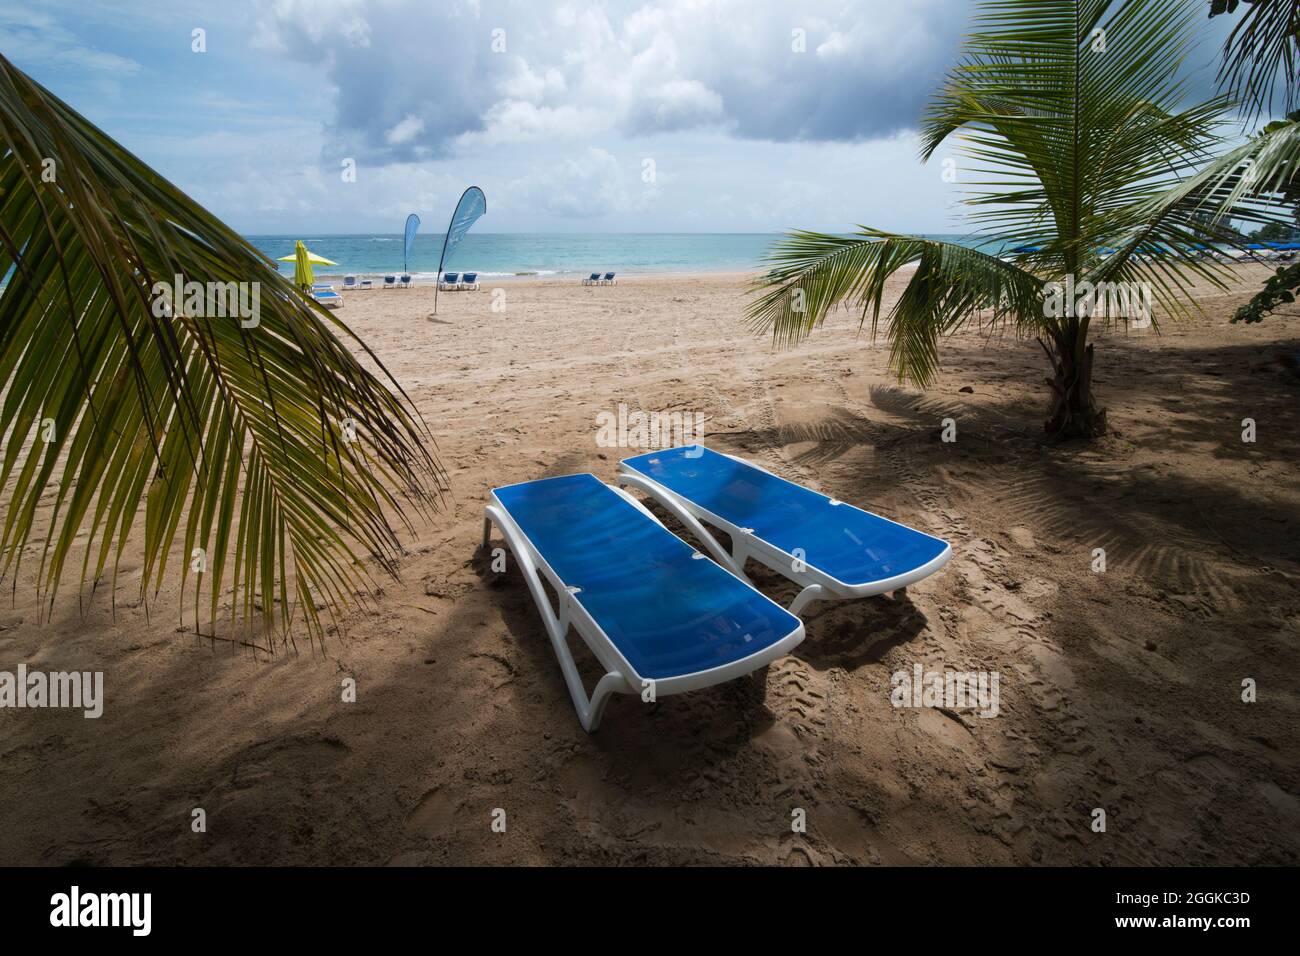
[399,274,412,289]
[383,275,397,289]
[343,275,358,289]
[582,272,601,286]
[601,271,617,285]
[359,278,374,289]
[461,272,479,290]
[313,289,344,310]
[618,446,950,614]
[439,272,460,291]
[484,474,804,731]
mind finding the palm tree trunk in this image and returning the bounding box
[1039,333,1107,439]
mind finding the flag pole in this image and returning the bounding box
[432,186,486,316]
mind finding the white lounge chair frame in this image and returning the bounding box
[617,451,951,616]
[313,291,344,310]
[483,482,804,731]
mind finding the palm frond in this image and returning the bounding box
[747,231,1043,386]
[1170,115,1300,222]
[1211,0,1300,121]
[0,54,444,647]
[921,0,1230,265]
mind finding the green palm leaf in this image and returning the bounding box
[748,230,1044,386]
[0,54,444,647]
[1210,0,1300,121]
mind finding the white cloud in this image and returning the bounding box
[256,0,966,162]
[454,100,596,148]
[385,115,425,146]
[496,148,651,220]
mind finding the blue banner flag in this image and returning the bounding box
[403,213,420,273]
[434,186,487,312]
[440,186,486,271]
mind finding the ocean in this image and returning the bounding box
[246,232,997,282]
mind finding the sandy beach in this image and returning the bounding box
[1,267,1297,866]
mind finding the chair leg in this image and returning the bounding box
[730,532,754,576]
[485,506,629,732]
[789,584,826,615]
[745,662,771,705]
[586,672,626,732]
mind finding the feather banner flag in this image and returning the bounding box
[434,186,486,313]
[403,213,420,274]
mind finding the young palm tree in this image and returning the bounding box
[0,55,444,648]
[749,0,1259,439]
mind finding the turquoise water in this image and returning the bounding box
[247,233,996,282]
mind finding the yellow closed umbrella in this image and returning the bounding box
[278,241,337,289]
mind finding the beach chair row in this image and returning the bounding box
[333,275,410,290]
[582,272,617,285]
[327,273,483,291]
[1242,242,1299,262]
[438,272,480,291]
[483,445,951,731]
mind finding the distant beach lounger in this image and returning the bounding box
[399,274,412,288]
[601,272,617,285]
[484,473,804,731]
[313,289,344,310]
[618,446,951,615]
[460,272,479,290]
[583,272,601,285]
[383,275,397,289]
[343,275,358,289]
[359,278,374,289]
[439,272,460,291]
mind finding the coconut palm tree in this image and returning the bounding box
[748,0,1266,439]
[0,55,444,648]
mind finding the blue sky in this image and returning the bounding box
[10,0,1243,235]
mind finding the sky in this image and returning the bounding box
[8,0,1246,235]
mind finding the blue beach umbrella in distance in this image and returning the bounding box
[433,186,487,314]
